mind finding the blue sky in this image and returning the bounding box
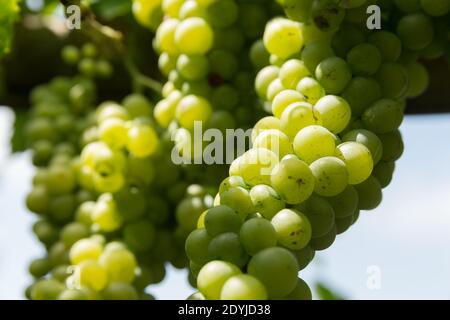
[1,107,449,299]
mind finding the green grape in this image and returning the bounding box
[220,186,255,220]
[205,0,239,28]
[114,187,147,221]
[263,18,304,59]
[283,278,312,300]
[420,0,450,16]
[204,205,241,236]
[315,57,352,94]
[57,289,89,300]
[187,292,206,300]
[26,186,49,215]
[328,185,358,219]
[250,39,270,69]
[310,156,349,197]
[341,77,382,116]
[347,43,382,76]
[182,79,211,97]
[220,274,268,300]
[46,165,76,195]
[92,194,123,232]
[362,99,404,134]
[76,260,108,291]
[309,224,337,250]
[197,260,242,300]
[292,245,315,270]
[279,59,311,89]
[293,125,336,164]
[158,52,176,77]
[249,185,285,220]
[206,110,236,133]
[335,142,373,185]
[314,95,351,134]
[270,54,285,67]
[213,26,245,53]
[82,43,98,58]
[62,45,80,65]
[253,129,293,158]
[251,116,281,142]
[78,58,97,77]
[179,0,205,19]
[155,18,179,55]
[354,176,382,210]
[255,66,279,98]
[175,17,214,55]
[96,60,113,78]
[266,79,286,102]
[271,208,312,250]
[238,3,268,39]
[279,0,314,22]
[25,118,55,144]
[176,195,209,232]
[219,176,247,194]
[394,0,421,12]
[396,13,434,51]
[335,214,354,234]
[331,23,365,57]
[123,220,156,252]
[239,218,278,256]
[406,62,429,98]
[343,129,383,164]
[48,194,76,224]
[208,232,249,268]
[30,280,64,300]
[69,238,102,265]
[175,95,212,130]
[372,161,395,188]
[211,85,239,110]
[379,130,404,162]
[247,247,299,298]
[60,222,90,248]
[368,31,402,63]
[49,241,69,267]
[237,148,279,186]
[99,248,137,283]
[301,41,335,73]
[270,155,315,205]
[98,118,127,149]
[296,77,326,105]
[185,229,212,265]
[271,89,305,118]
[33,220,59,246]
[297,194,335,238]
[127,123,159,158]
[375,63,409,98]
[29,258,51,278]
[311,0,345,32]
[209,49,238,80]
[101,282,138,300]
[176,54,209,81]
[280,102,322,140]
[154,89,182,124]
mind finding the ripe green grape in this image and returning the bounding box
[379,130,404,162]
[250,39,270,69]
[354,176,382,210]
[270,155,315,205]
[272,89,305,118]
[185,229,213,265]
[368,31,402,63]
[30,279,65,300]
[343,129,383,164]
[251,116,281,142]
[341,77,382,116]
[176,54,209,80]
[255,66,279,98]
[123,220,156,252]
[102,282,138,300]
[420,0,450,16]
[310,156,349,197]
[92,194,123,232]
[220,274,268,300]
[296,77,326,105]
[249,185,286,220]
[266,79,286,102]
[279,0,314,22]
[271,208,312,250]
[331,23,365,57]
[280,102,322,140]
[155,18,179,55]
[253,129,293,158]
[293,125,336,164]
[219,186,255,220]
[279,59,311,89]
[60,222,90,248]
[315,56,352,94]
[335,214,354,234]
[205,0,239,28]
[247,247,299,298]
[372,161,395,188]
[335,142,373,185]
[122,94,153,119]
[314,95,351,134]
[328,185,359,218]
[362,99,404,134]
[175,17,214,55]
[208,232,249,267]
[209,49,238,80]
[239,218,278,255]
[197,260,241,300]
[309,224,337,251]
[292,245,315,270]
[237,148,279,186]
[396,13,434,51]
[311,0,345,32]
[375,63,409,98]
[283,278,312,300]
[175,94,212,130]
[99,248,137,283]
[263,18,304,59]
[76,260,108,291]
[405,62,429,98]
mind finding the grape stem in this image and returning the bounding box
[59,0,162,94]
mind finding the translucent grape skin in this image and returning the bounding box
[263,18,304,59]
[220,274,268,300]
[343,129,383,164]
[280,102,322,140]
[197,260,242,300]
[315,57,352,94]
[309,156,349,197]
[272,208,313,250]
[249,185,285,220]
[314,95,351,134]
[362,99,404,134]
[335,142,373,185]
[293,125,336,164]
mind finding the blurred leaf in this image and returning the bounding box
[315,281,346,300]
[91,0,132,21]
[11,108,27,152]
[42,0,60,15]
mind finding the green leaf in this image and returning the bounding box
[315,281,346,300]
[11,108,27,153]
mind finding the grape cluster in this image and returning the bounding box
[185,0,448,300]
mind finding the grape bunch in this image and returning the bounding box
[184,0,448,300]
